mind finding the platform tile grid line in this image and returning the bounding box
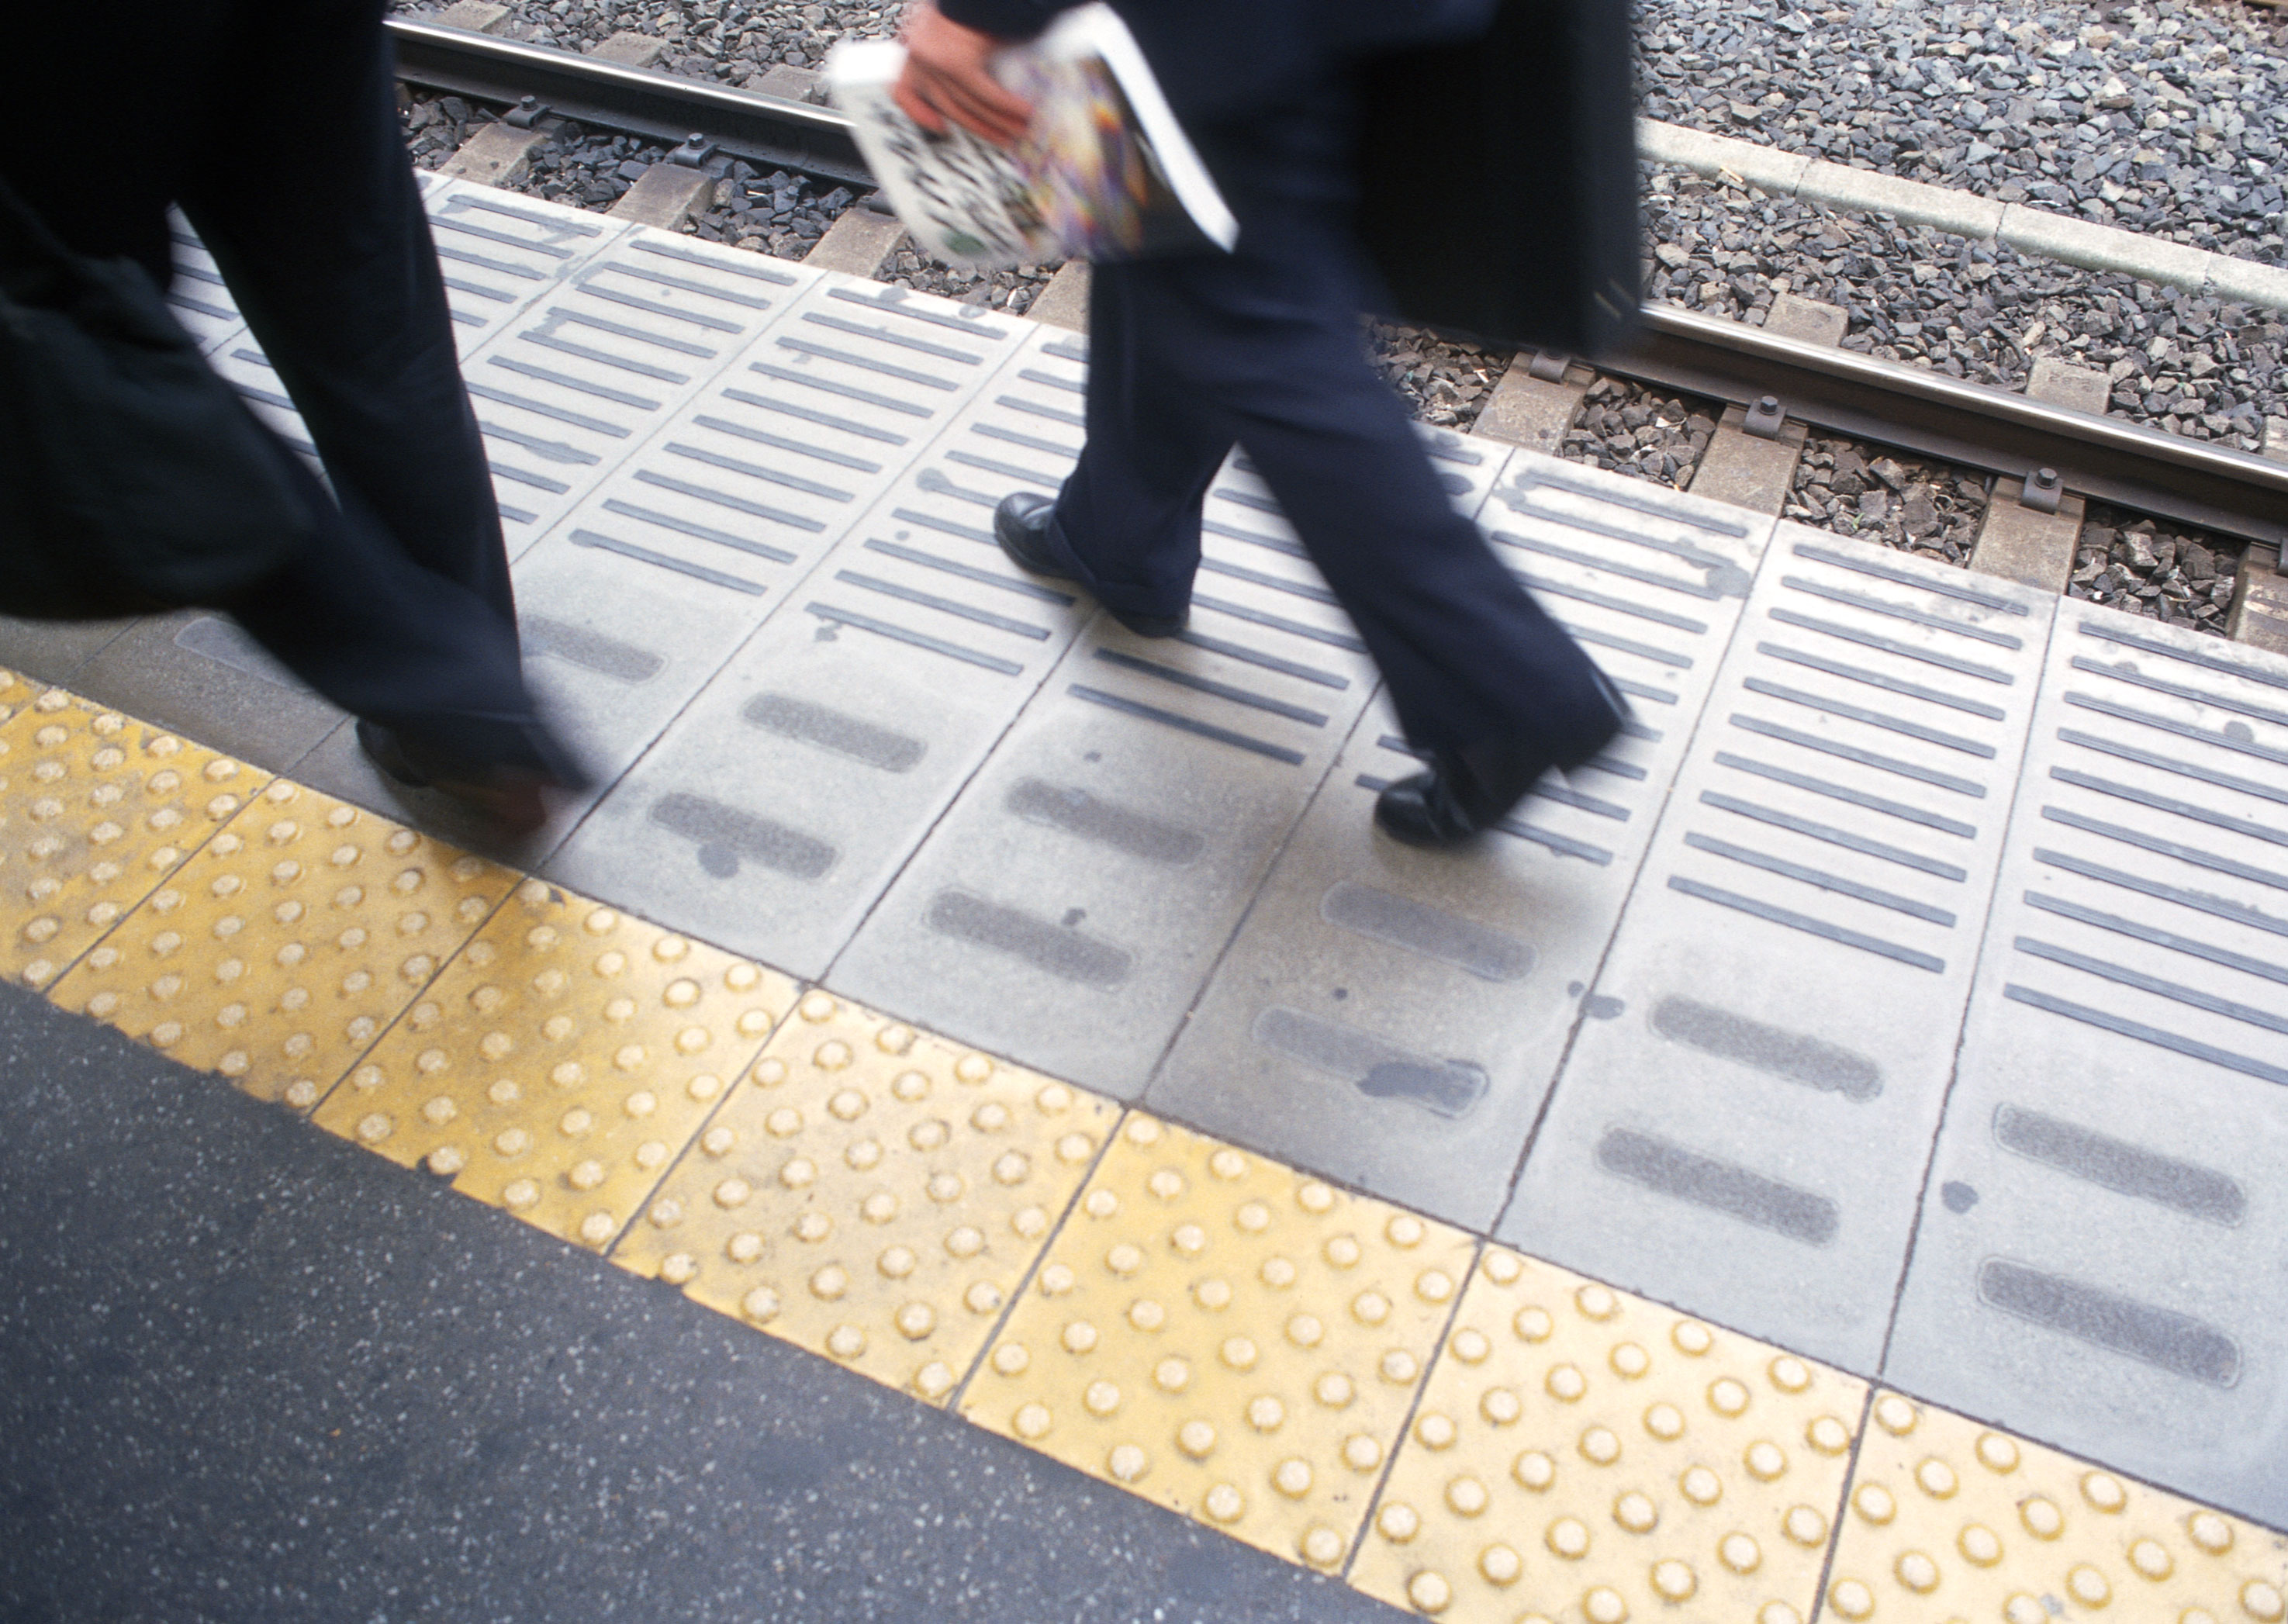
[0,674,2283,1619]
[1885,603,2288,1530]
[1148,450,1776,1232]
[1503,521,2062,1377]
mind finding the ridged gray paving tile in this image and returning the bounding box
[531,275,1024,605]
[424,179,630,356]
[1147,451,1773,1229]
[1886,604,2288,1528]
[166,212,245,355]
[455,225,824,551]
[544,323,1094,974]
[1502,521,2056,1370]
[825,436,1504,1099]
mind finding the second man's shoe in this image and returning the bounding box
[994,491,1188,638]
[1374,676,1631,851]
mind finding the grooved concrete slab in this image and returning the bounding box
[1502,523,2056,1371]
[455,226,823,550]
[825,425,1508,1100]
[1885,606,2288,1529]
[546,324,1090,975]
[540,275,1021,602]
[1147,454,1773,1230]
[423,179,629,355]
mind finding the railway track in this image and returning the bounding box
[385,16,2288,575]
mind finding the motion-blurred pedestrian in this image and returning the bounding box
[893,0,1630,847]
[0,0,581,832]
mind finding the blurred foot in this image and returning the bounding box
[1375,679,1630,850]
[994,491,1187,638]
[356,717,586,839]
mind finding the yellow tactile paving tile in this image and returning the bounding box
[49,779,515,1104]
[1823,1391,2288,1624]
[0,684,261,992]
[960,1112,1476,1574]
[612,989,1117,1404]
[311,878,795,1250]
[1350,1247,1865,1624]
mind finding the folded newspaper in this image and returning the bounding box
[826,3,1237,268]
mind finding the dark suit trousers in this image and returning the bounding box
[1044,95,1613,756]
[0,0,541,767]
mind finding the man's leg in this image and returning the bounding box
[1037,257,1235,627]
[182,0,521,648]
[1063,231,1616,763]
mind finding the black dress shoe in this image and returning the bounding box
[1374,677,1630,850]
[994,491,1188,638]
[356,717,589,839]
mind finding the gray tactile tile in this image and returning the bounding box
[1885,604,2288,1528]
[824,437,1509,1099]
[165,212,244,355]
[544,323,1092,975]
[1502,520,2056,1371]
[454,225,824,550]
[533,274,1023,602]
[64,610,344,774]
[0,615,142,689]
[423,178,630,356]
[1147,451,1772,1230]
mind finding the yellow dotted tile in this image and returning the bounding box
[312,878,795,1249]
[961,1112,1474,1574]
[1824,1390,2288,1624]
[48,779,515,1103]
[612,989,1116,1404]
[0,686,261,992]
[1350,1248,1865,1624]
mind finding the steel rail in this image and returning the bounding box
[385,19,2288,552]
[385,18,871,185]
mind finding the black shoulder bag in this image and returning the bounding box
[0,176,311,619]
[1356,0,1643,359]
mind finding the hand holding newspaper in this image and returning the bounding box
[826,3,1238,268]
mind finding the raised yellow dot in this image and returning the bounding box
[1547,1363,1588,1402]
[992,1342,1030,1377]
[1084,1380,1121,1418]
[895,1302,936,1340]
[1645,1402,1685,1441]
[1547,1518,1591,1560]
[1916,1457,1958,1498]
[1651,1560,1697,1602]
[1343,1434,1381,1472]
[1013,1403,1052,1440]
[1203,1484,1244,1524]
[1298,1526,1343,1570]
[2065,1565,2111,1608]
[2081,1470,2127,1513]
[1480,1543,1523,1586]
[741,1287,779,1324]
[1807,1415,1851,1455]
[1273,1458,1313,1498]
[1873,1394,1918,1434]
[1381,1349,1419,1384]
[1609,1341,1650,1379]
[1221,1335,1257,1371]
[1406,1573,1451,1614]
[1976,1432,2020,1473]
[1351,1290,1391,1326]
[1153,1356,1190,1393]
[1481,1387,1522,1425]
[1580,1426,1621,1466]
[1584,1587,1627,1624]
[1745,1440,1787,1481]
[1062,1320,1098,1355]
[2189,1512,2234,1555]
[1783,1505,1828,1546]
[2021,1494,2065,1539]
[2245,1582,2288,1623]
[1613,1491,1657,1533]
[1513,1450,1556,1491]
[1445,1474,1488,1515]
[1177,1420,1217,1459]
[1828,1578,1875,1619]
[1681,1466,1722,1506]
[1958,1523,2003,1566]
[1415,1411,1457,1449]
[1708,1377,1750,1416]
[1147,1168,1185,1201]
[1515,1305,1554,1342]
[1377,1501,1420,1542]
[1249,1396,1285,1432]
[1854,1484,1896,1525]
[1896,1550,1941,1593]
[1721,1532,1761,1574]
[1206,1146,1244,1178]
[914,1363,955,1401]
